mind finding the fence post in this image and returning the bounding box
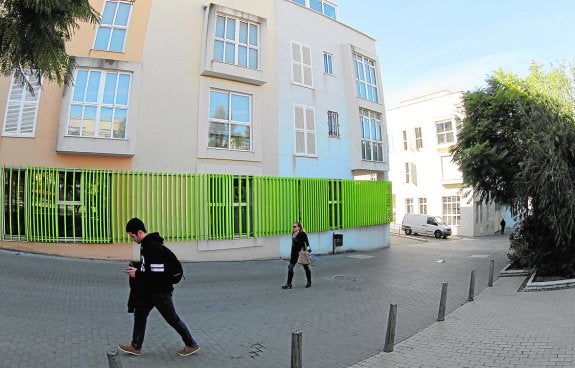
[291,331,302,368]
[437,282,448,322]
[468,269,476,301]
[383,303,397,352]
[107,350,122,368]
[488,259,495,287]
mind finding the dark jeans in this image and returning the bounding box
[131,291,196,350]
[287,262,311,285]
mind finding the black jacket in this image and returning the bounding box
[290,231,310,264]
[127,232,173,311]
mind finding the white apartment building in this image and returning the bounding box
[386,90,505,237]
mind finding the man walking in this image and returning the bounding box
[119,217,199,357]
[500,218,506,235]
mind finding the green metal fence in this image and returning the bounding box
[1,166,392,244]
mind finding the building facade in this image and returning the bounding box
[386,90,505,237]
[0,0,391,261]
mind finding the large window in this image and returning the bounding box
[3,70,41,137]
[442,196,461,225]
[67,68,131,139]
[294,104,316,156]
[209,90,252,151]
[441,155,461,181]
[93,1,132,52]
[353,53,378,103]
[292,0,336,19]
[360,108,383,162]
[292,42,313,88]
[214,14,259,70]
[436,120,455,145]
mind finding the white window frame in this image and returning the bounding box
[414,127,423,149]
[353,53,379,103]
[93,0,133,52]
[294,104,316,156]
[213,14,260,70]
[2,69,41,137]
[436,119,455,145]
[402,130,408,150]
[360,108,383,162]
[208,89,252,151]
[66,68,131,139]
[405,198,413,214]
[418,197,427,214]
[323,51,334,75]
[442,195,461,226]
[291,41,313,88]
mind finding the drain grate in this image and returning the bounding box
[333,275,362,282]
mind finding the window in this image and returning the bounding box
[292,42,313,87]
[405,162,417,185]
[436,120,455,145]
[360,108,383,162]
[442,196,461,226]
[67,68,131,139]
[405,198,413,214]
[294,104,316,155]
[3,69,41,137]
[327,110,339,138]
[418,197,427,214]
[414,127,423,149]
[323,52,334,74]
[234,176,253,237]
[292,0,337,19]
[214,14,259,70]
[353,53,378,103]
[209,90,252,151]
[93,1,132,52]
[402,130,408,150]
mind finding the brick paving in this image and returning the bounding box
[0,234,526,368]
[350,275,575,368]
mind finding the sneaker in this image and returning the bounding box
[177,345,200,356]
[118,343,141,356]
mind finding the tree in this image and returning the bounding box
[0,0,100,89]
[451,62,575,277]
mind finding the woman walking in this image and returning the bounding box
[282,222,312,289]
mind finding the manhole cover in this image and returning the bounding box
[333,275,362,282]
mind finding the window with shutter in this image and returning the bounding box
[291,41,313,88]
[3,70,41,137]
[294,104,316,156]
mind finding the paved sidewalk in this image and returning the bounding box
[350,276,575,368]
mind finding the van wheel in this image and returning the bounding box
[434,231,442,239]
[404,229,412,235]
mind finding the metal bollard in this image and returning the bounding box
[437,282,448,322]
[488,259,494,287]
[291,331,303,368]
[383,303,397,352]
[107,350,123,368]
[468,269,476,301]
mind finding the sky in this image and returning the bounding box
[335,0,575,107]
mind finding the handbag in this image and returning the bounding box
[297,249,312,265]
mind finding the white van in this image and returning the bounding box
[401,214,452,239]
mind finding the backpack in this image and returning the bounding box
[162,245,184,284]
